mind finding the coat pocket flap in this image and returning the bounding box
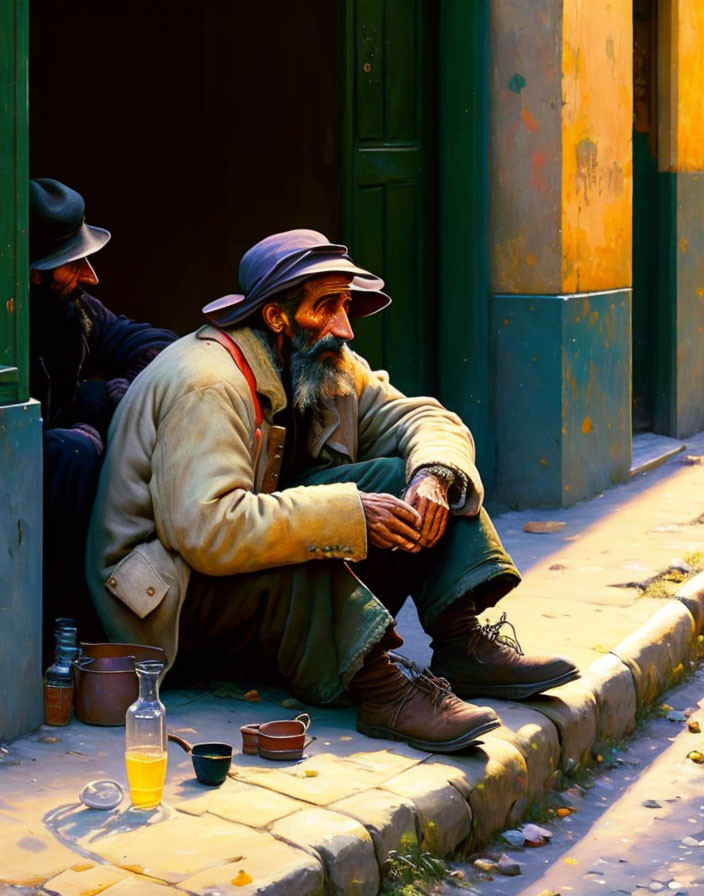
[105,548,169,619]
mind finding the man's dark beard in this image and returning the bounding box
[30,281,93,339]
[288,330,354,412]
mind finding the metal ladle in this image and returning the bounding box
[168,732,233,786]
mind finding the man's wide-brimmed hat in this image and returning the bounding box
[29,178,111,270]
[202,229,391,327]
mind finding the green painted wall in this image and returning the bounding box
[493,290,631,508]
[0,401,43,741]
[0,0,43,740]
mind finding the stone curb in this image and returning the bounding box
[583,652,638,743]
[610,598,697,705]
[675,568,704,631]
[270,807,379,896]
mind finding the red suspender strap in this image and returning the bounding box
[204,327,263,427]
[203,326,264,474]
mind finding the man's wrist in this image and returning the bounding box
[414,464,454,488]
[413,464,468,509]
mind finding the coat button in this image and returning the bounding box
[146,586,156,596]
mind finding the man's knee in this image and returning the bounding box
[44,427,102,476]
[290,456,407,494]
[44,427,103,510]
[359,456,406,495]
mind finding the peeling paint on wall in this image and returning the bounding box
[521,107,540,132]
[530,149,548,191]
[508,72,527,93]
[605,35,616,78]
[490,0,563,293]
[575,137,598,203]
[491,0,631,295]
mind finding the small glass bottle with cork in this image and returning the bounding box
[43,618,80,726]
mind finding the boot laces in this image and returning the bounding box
[473,612,524,657]
[389,652,455,709]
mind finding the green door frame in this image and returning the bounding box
[0,0,30,404]
[342,0,494,489]
[0,0,44,743]
[437,1,493,489]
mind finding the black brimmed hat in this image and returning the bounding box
[29,178,111,270]
[202,229,391,327]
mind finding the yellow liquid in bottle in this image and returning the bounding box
[125,748,167,809]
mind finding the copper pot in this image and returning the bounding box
[80,642,165,663]
[74,643,166,726]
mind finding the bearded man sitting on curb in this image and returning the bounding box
[29,178,177,652]
[86,229,579,752]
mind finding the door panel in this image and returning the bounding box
[343,0,436,397]
[0,0,29,406]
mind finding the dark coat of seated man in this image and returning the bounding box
[29,178,177,649]
[85,229,578,753]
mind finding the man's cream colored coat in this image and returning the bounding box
[85,326,484,669]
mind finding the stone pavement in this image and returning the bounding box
[4,433,704,896]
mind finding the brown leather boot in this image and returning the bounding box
[430,602,580,700]
[351,647,499,753]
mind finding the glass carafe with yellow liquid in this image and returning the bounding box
[125,660,167,809]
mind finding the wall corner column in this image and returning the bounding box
[489,0,633,508]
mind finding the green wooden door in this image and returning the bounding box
[632,0,658,432]
[632,129,658,432]
[342,0,436,397]
[0,0,29,407]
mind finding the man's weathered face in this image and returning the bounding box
[30,257,98,301]
[270,273,357,411]
[290,274,355,352]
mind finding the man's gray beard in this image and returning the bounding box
[288,334,355,414]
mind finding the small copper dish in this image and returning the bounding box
[240,723,261,756]
[253,714,314,761]
[240,713,314,760]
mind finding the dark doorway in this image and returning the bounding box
[632,0,658,432]
[30,1,342,336]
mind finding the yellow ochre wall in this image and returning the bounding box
[561,0,632,293]
[490,0,633,296]
[671,0,704,171]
